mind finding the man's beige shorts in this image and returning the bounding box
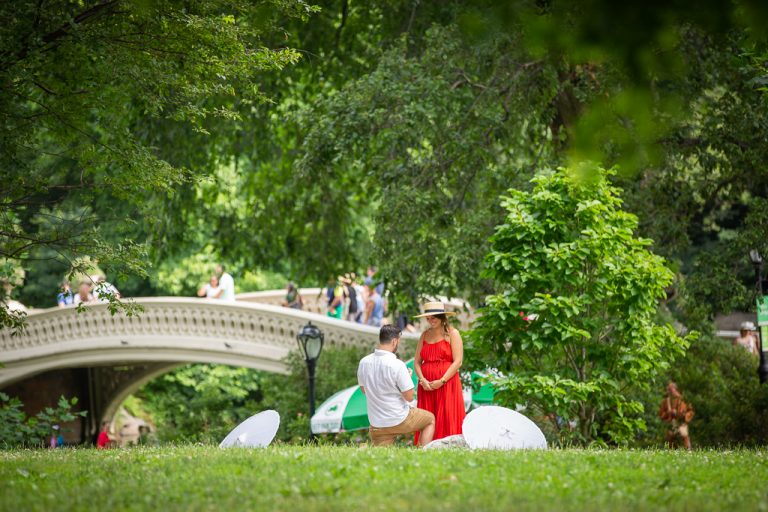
[369,408,435,446]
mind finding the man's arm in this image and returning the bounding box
[360,386,365,395]
[397,364,415,402]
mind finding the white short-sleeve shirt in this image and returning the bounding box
[219,273,235,301]
[357,349,414,428]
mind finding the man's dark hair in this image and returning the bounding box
[379,324,401,344]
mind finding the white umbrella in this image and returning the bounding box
[219,410,280,448]
[462,406,547,450]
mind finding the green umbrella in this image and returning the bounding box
[310,360,496,434]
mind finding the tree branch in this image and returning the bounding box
[1,1,120,69]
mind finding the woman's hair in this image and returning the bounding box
[433,313,452,336]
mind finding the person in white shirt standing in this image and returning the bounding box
[357,325,435,447]
[214,264,235,301]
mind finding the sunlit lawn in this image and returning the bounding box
[1,445,767,511]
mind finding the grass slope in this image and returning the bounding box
[1,446,767,511]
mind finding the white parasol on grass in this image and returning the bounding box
[219,410,280,448]
[462,406,547,450]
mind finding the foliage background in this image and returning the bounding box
[3,0,768,448]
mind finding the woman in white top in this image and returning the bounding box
[197,275,221,298]
[73,282,94,305]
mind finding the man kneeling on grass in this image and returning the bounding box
[358,324,436,447]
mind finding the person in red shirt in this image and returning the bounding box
[96,422,111,449]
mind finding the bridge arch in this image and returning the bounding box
[0,297,382,439]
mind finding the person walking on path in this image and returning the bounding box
[214,265,235,301]
[357,325,435,447]
[413,301,465,444]
[659,381,694,450]
[734,321,759,356]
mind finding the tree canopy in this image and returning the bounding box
[4,0,768,332]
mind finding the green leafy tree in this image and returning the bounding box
[289,25,568,307]
[470,164,694,445]
[1,0,313,319]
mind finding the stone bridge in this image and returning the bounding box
[0,293,384,443]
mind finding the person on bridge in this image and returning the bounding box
[358,325,436,447]
[342,274,360,322]
[365,284,384,327]
[214,265,235,301]
[413,301,465,444]
[73,282,94,305]
[351,273,365,323]
[198,275,221,298]
[93,276,120,303]
[282,282,304,309]
[56,281,74,307]
[326,276,344,320]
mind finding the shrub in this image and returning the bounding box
[636,335,768,447]
[470,165,694,445]
[0,393,87,448]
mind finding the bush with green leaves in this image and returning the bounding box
[469,164,694,445]
[635,335,768,447]
[0,393,87,448]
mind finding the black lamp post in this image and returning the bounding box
[296,321,324,438]
[749,250,768,384]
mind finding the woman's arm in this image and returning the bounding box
[430,328,463,388]
[196,285,208,297]
[413,333,432,391]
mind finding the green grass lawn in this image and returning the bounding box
[1,446,767,511]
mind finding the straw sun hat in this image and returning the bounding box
[414,301,457,318]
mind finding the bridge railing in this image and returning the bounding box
[0,297,392,388]
[236,288,476,330]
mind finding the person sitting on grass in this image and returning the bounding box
[357,324,435,447]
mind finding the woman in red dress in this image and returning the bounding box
[413,301,465,444]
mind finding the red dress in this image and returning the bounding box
[414,339,465,444]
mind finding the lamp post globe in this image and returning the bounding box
[297,321,324,438]
[749,250,768,384]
